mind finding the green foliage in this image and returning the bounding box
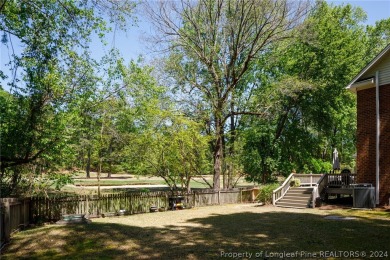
[127,113,212,192]
[256,183,280,204]
[239,1,388,180]
[275,2,370,171]
[289,179,301,188]
[241,123,280,184]
[309,158,332,174]
[0,0,134,196]
[1,0,389,198]
[155,0,309,190]
[49,172,74,191]
[366,18,390,58]
[0,164,74,197]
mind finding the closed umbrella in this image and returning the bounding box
[332,148,340,172]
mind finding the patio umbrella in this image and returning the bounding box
[332,148,340,171]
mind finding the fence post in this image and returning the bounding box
[86,195,89,216]
[0,205,3,246]
[193,192,196,208]
[4,200,11,243]
[272,192,275,206]
[29,197,33,224]
[22,198,29,227]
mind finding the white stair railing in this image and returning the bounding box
[273,173,325,207]
[311,174,327,208]
[272,173,294,205]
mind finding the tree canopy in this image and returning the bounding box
[1,0,390,197]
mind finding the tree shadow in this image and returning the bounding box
[2,209,390,259]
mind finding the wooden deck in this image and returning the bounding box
[273,173,374,208]
[326,187,353,195]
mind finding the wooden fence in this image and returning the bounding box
[29,192,169,221]
[0,188,255,248]
[0,198,30,248]
[29,189,253,221]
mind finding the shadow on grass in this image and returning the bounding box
[2,210,390,259]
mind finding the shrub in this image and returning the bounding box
[290,178,301,187]
[256,183,280,204]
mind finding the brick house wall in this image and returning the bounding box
[357,84,390,205]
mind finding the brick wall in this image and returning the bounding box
[379,84,390,205]
[357,84,390,205]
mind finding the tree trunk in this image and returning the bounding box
[107,138,113,178]
[213,115,223,191]
[86,146,91,178]
[228,97,236,189]
[98,158,102,197]
[222,132,227,190]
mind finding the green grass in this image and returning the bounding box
[73,179,166,186]
[2,206,389,259]
[61,173,257,195]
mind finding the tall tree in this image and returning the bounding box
[0,0,134,196]
[113,61,212,192]
[240,1,380,180]
[277,2,368,168]
[146,0,309,190]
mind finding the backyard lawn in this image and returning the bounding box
[1,204,389,259]
[61,172,257,194]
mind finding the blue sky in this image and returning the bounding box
[99,0,390,65]
[332,0,390,25]
[1,0,390,87]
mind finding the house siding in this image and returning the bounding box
[360,52,390,86]
[357,84,390,205]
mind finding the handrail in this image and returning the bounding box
[273,172,360,208]
[293,174,323,186]
[272,173,294,205]
[273,173,324,207]
[311,173,327,208]
[327,173,357,187]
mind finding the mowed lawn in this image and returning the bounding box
[1,204,390,259]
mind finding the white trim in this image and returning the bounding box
[346,44,390,90]
[376,71,380,205]
[348,78,375,93]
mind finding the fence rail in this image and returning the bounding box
[0,188,255,248]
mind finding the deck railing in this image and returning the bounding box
[272,173,294,205]
[327,174,357,187]
[311,174,328,208]
[294,174,323,186]
[272,173,324,207]
[294,174,324,208]
[273,173,357,208]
